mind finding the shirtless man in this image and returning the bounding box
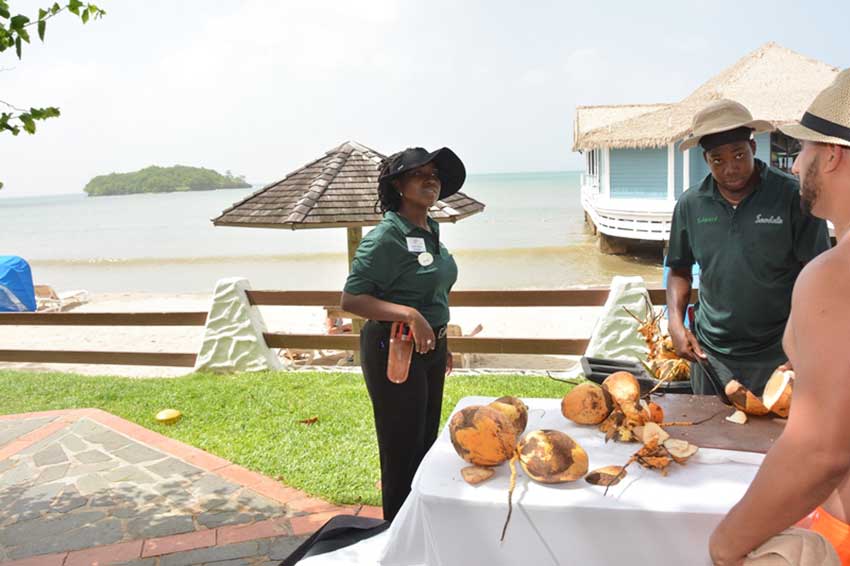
[710,69,850,565]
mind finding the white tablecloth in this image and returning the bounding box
[304,396,764,566]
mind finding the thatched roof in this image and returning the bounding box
[213,141,485,230]
[573,42,840,151]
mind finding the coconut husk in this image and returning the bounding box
[489,396,529,437]
[762,369,794,418]
[602,371,641,405]
[461,465,495,485]
[725,410,748,425]
[586,465,627,487]
[725,380,771,416]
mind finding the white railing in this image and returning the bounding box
[580,182,674,242]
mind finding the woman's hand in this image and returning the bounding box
[407,310,436,354]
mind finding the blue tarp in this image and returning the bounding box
[0,256,36,312]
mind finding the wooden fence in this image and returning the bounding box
[0,288,697,367]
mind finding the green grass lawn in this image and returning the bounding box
[0,370,571,506]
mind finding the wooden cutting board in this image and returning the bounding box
[653,395,785,454]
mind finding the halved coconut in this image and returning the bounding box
[762,369,794,418]
[725,380,770,416]
[561,382,614,425]
[602,371,641,406]
[517,429,588,483]
[489,396,529,437]
[449,405,518,467]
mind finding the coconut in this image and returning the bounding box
[725,380,770,416]
[762,369,794,418]
[489,396,529,437]
[517,429,588,483]
[602,371,641,406]
[561,382,614,425]
[449,405,518,466]
[663,438,699,463]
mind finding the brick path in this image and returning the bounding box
[0,409,381,565]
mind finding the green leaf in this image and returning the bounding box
[20,114,36,134]
[51,3,62,15]
[38,19,46,41]
[81,9,88,23]
[10,14,30,30]
[0,181,4,190]
[18,27,30,43]
[68,0,83,16]
[38,8,48,20]
[0,5,10,19]
[15,35,21,59]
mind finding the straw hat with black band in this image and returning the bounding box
[780,68,850,149]
[680,99,774,152]
[378,147,466,200]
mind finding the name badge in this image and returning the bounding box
[406,237,426,253]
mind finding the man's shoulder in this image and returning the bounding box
[796,244,850,295]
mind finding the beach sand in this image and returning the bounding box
[0,293,602,378]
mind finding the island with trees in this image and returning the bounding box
[83,165,252,196]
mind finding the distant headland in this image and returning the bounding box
[83,165,251,196]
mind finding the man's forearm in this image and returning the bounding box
[713,432,848,560]
[666,270,692,329]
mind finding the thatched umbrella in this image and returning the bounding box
[573,42,839,151]
[213,140,485,274]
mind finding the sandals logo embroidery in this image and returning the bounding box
[754,214,783,225]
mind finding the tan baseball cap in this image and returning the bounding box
[680,99,774,151]
[780,68,850,149]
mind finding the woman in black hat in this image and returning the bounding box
[341,147,465,521]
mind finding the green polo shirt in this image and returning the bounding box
[343,211,458,327]
[667,160,830,362]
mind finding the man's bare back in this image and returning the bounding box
[784,233,850,525]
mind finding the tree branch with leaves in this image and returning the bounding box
[1,0,105,189]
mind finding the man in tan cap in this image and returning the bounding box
[710,69,850,565]
[667,99,830,398]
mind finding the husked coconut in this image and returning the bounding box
[602,371,641,406]
[635,421,670,445]
[517,429,589,483]
[561,382,613,425]
[461,465,495,485]
[449,405,517,466]
[489,396,529,437]
[725,380,770,416]
[762,370,794,418]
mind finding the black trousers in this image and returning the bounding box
[360,320,448,522]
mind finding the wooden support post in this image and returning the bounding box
[347,226,363,364]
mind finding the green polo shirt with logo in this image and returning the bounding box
[343,211,458,327]
[667,159,830,362]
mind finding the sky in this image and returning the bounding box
[1,0,848,197]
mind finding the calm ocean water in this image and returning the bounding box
[0,172,663,292]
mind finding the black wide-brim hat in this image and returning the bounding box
[379,147,466,200]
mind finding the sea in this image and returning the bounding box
[0,172,664,293]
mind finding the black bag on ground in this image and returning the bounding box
[280,514,389,565]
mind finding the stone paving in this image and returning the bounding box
[0,410,382,565]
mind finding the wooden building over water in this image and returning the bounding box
[572,42,839,253]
